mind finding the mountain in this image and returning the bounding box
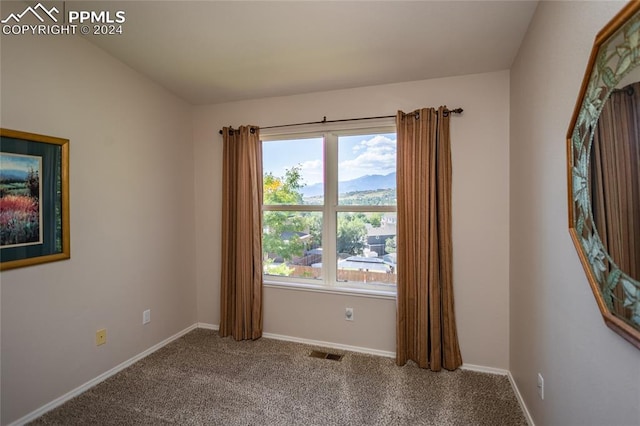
[339,172,396,194]
[301,172,396,197]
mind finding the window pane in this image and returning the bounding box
[262,138,324,205]
[263,211,322,280]
[336,212,397,290]
[338,133,396,206]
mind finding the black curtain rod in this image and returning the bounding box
[218,108,463,135]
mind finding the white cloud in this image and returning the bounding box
[299,159,323,185]
[339,135,396,180]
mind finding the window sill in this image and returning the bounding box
[263,280,396,300]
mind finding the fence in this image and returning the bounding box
[289,265,397,285]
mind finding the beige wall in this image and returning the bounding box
[13,3,639,425]
[510,2,640,425]
[0,17,197,425]
[193,71,511,369]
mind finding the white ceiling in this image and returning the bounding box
[80,1,538,105]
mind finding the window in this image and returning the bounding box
[262,127,397,294]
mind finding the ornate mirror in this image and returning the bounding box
[568,1,640,349]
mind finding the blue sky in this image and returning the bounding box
[0,153,41,173]
[262,133,396,186]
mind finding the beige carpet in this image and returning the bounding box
[30,329,527,425]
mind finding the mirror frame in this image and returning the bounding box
[567,0,640,349]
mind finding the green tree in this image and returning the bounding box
[337,213,367,255]
[26,167,39,198]
[368,212,383,228]
[385,236,396,254]
[263,211,308,261]
[263,166,309,263]
[264,167,303,205]
[306,213,322,245]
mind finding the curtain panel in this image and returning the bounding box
[219,126,264,341]
[592,83,640,316]
[396,107,462,371]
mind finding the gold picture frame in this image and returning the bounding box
[1,128,70,270]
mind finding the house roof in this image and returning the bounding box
[338,256,392,272]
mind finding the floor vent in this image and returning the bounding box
[309,350,343,361]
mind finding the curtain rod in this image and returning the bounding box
[218,108,463,135]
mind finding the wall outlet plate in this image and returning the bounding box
[345,307,354,321]
[143,309,151,324]
[96,329,106,346]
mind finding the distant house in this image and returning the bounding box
[313,255,394,273]
[338,256,393,273]
[366,222,396,256]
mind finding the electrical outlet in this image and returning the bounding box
[537,373,544,400]
[143,309,151,325]
[96,329,106,346]
[345,307,354,321]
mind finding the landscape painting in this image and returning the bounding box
[0,128,70,271]
[0,153,43,247]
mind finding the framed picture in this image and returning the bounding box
[1,128,70,270]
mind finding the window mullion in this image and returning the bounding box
[334,205,397,213]
[263,205,322,212]
[323,133,338,287]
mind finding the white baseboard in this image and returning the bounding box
[262,331,396,358]
[196,322,219,330]
[196,324,395,358]
[507,371,535,426]
[8,324,198,426]
[460,363,509,375]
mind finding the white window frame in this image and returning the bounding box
[261,119,397,299]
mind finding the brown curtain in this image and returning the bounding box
[592,83,640,316]
[219,126,264,340]
[396,107,462,371]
